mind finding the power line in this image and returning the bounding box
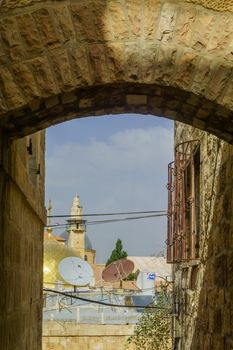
[45,213,168,229]
[47,210,167,219]
[43,288,171,311]
[87,213,167,225]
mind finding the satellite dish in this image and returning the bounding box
[102,259,134,282]
[136,271,155,295]
[58,257,94,286]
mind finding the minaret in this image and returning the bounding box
[67,195,86,258]
[47,200,53,237]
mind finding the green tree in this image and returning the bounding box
[106,239,127,266]
[127,294,171,350]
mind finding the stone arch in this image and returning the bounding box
[1,2,233,350]
[0,0,233,142]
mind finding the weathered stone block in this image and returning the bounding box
[191,10,216,51]
[12,62,40,101]
[175,51,199,89]
[71,3,96,42]
[154,44,177,84]
[79,98,93,109]
[126,0,142,37]
[70,46,92,86]
[222,79,233,110]
[207,15,233,55]
[144,0,161,39]
[0,17,24,60]
[92,1,113,42]
[0,66,25,109]
[33,8,60,47]
[62,92,76,104]
[126,94,147,105]
[105,43,126,81]
[88,44,109,83]
[108,1,129,40]
[205,64,231,102]
[28,56,59,97]
[175,7,196,46]
[45,96,60,109]
[140,43,158,83]
[53,5,75,43]
[191,57,213,95]
[16,14,43,54]
[125,43,141,81]
[157,3,177,43]
[49,49,76,91]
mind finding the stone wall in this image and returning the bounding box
[173,122,233,349]
[42,322,135,350]
[0,130,45,350]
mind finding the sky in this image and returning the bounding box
[45,114,174,263]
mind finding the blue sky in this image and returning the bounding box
[45,114,173,263]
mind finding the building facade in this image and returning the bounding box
[168,122,233,349]
[0,131,46,350]
[62,195,96,265]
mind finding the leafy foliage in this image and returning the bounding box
[126,272,138,281]
[127,294,171,350]
[106,239,128,266]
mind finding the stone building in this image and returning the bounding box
[62,195,96,265]
[43,196,96,286]
[167,122,233,349]
[1,1,233,349]
[0,131,46,349]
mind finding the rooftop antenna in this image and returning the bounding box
[102,259,134,289]
[58,257,94,287]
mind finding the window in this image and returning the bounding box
[167,140,200,263]
[27,132,41,188]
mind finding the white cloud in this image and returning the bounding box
[46,125,173,262]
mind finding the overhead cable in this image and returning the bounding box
[45,213,167,229]
[43,288,171,311]
[87,213,167,225]
[47,210,167,218]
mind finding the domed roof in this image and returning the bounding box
[60,230,68,240]
[85,235,93,250]
[59,230,93,250]
[43,234,81,285]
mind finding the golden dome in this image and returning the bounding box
[43,233,80,286]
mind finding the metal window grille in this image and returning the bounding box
[167,140,200,263]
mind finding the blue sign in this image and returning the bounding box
[147,273,156,280]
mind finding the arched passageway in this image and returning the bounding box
[0,1,233,350]
[0,0,233,141]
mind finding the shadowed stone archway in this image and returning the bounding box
[0,0,233,141]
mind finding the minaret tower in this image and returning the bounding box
[67,195,86,258]
[47,200,53,236]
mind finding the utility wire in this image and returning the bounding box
[48,210,167,219]
[43,288,171,311]
[44,282,169,294]
[87,213,167,225]
[45,213,168,229]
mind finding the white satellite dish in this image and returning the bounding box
[58,257,94,286]
[136,271,156,295]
